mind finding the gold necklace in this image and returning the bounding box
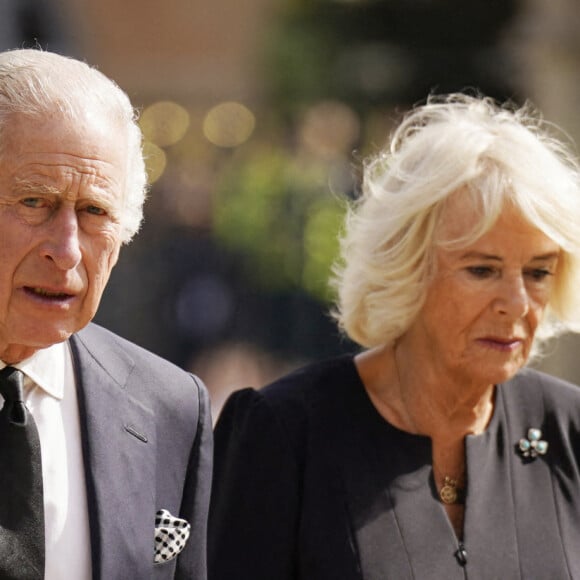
[439,476,465,505]
[391,349,467,506]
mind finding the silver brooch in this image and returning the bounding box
[518,428,548,459]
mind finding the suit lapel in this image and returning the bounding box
[70,328,157,580]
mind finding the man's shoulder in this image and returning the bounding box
[71,323,205,395]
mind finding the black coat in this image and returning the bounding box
[209,355,580,579]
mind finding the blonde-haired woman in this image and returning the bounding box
[209,94,580,579]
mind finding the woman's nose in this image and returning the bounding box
[493,275,530,318]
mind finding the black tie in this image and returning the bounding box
[0,366,45,580]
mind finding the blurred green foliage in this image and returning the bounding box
[214,145,346,302]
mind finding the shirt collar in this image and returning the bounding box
[0,342,67,400]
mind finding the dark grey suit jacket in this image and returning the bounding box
[70,323,212,579]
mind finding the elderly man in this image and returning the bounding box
[0,49,212,579]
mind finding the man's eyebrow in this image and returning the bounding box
[14,178,62,195]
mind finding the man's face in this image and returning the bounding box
[0,111,128,362]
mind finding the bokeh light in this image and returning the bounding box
[140,101,190,147]
[298,100,360,159]
[142,140,167,184]
[203,101,256,148]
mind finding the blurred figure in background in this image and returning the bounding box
[209,93,580,578]
[0,49,212,579]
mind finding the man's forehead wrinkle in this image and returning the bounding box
[14,163,118,190]
[20,153,114,169]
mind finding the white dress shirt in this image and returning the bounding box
[1,342,92,579]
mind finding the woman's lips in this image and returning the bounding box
[477,336,523,351]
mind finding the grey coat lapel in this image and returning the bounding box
[70,329,157,580]
[330,377,465,579]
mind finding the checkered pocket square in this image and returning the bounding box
[154,509,191,564]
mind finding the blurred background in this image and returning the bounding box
[2,0,580,418]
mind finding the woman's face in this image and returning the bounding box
[403,201,560,388]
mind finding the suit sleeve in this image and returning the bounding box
[176,376,214,580]
[208,388,302,580]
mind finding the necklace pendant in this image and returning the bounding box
[439,476,461,505]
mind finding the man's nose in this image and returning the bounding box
[39,207,82,270]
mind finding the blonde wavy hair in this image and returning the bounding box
[332,93,580,354]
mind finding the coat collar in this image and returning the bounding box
[70,326,157,579]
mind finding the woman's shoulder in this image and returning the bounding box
[222,353,359,411]
[508,367,580,400]
[502,367,580,422]
[215,353,360,438]
[213,353,362,468]
[261,352,359,401]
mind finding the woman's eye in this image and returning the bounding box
[466,266,495,278]
[526,268,553,281]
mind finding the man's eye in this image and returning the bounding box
[85,205,107,216]
[21,197,45,208]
